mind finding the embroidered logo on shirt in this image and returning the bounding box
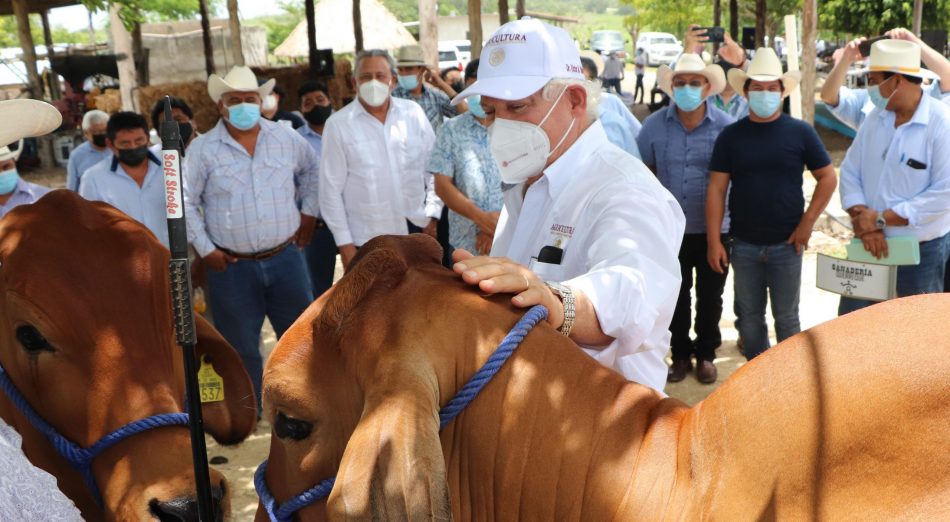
[550,223,575,248]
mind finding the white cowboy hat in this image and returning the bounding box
[0,99,62,160]
[869,39,939,80]
[656,53,726,97]
[207,66,275,102]
[727,47,801,98]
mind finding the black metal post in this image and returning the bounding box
[161,96,216,521]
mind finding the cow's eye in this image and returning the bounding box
[15,325,54,353]
[275,412,313,441]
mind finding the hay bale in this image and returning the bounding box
[92,88,122,114]
[137,81,220,133]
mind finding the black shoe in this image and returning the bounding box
[667,359,692,383]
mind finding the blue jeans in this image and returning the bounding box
[304,223,337,299]
[839,231,950,315]
[207,244,314,409]
[731,239,803,359]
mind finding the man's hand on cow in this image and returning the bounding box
[294,214,317,249]
[203,249,237,272]
[451,249,565,330]
[707,240,730,274]
[339,243,357,269]
[422,218,439,238]
[860,230,889,259]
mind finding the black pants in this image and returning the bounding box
[634,74,644,103]
[670,234,730,362]
[602,78,622,94]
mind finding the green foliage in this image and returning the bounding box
[0,14,43,48]
[244,1,306,54]
[820,0,950,35]
[81,0,224,30]
[621,0,712,36]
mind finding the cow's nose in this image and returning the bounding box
[149,484,225,522]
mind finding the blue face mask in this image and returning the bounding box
[468,95,486,119]
[868,77,895,111]
[672,85,704,112]
[227,102,261,131]
[0,168,19,195]
[748,91,782,118]
[397,74,419,90]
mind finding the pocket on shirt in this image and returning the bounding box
[263,156,297,201]
[207,160,249,196]
[529,259,568,282]
[894,160,932,199]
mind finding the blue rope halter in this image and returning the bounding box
[0,362,190,506]
[255,304,549,522]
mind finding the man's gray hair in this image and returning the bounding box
[81,109,110,131]
[355,49,396,76]
[541,78,600,122]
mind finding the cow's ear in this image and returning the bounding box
[194,314,257,444]
[328,375,451,520]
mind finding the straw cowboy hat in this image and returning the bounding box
[656,53,726,97]
[727,47,801,97]
[869,39,938,80]
[395,45,427,67]
[0,99,62,162]
[207,66,275,101]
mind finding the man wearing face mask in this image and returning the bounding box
[448,18,685,393]
[392,44,465,132]
[579,56,642,159]
[66,110,111,192]
[706,48,837,360]
[261,83,305,129]
[183,65,320,409]
[78,112,170,247]
[637,54,733,384]
[837,39,950,315]
[0,142,51,218]
[320,49,440,269]
[150,97,197,151]
[296,81,337,298]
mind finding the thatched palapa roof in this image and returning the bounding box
[274,0,417,57]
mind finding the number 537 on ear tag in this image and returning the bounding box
[197,355,225,403]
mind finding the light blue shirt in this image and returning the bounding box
[637,98,734,234]
[839,93,950,242]
[0,179,50,217]
[78,155,170,247]
[711,93,749,119]
[184,118,320,257]
[66,141,111,192]
[598,93,642,159]
[297,124,323,159]
[426,112,503,252]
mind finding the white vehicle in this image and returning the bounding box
[438,42,464,72]
[443,39,472,64]
[636,32,684,67]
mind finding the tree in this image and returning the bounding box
[81,0,224,30]
[820,0,950,35]
[621,0,712,36]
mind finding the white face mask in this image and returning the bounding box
[262,93,278,112]
[358,79,391,107]
[489,86,576,184]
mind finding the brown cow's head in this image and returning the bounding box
[260,234,496,521]
[0,191,257,521]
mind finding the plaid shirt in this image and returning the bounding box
[393,85,457,131]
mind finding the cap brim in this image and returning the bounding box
[451,75,550,105]
[0,99,62,149]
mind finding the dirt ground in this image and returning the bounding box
[27,107,855,520]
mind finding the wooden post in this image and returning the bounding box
[88,8,97,46]
[227,0,245,67]
[306,0,318,77]
[755,0,766,48]
[110,4,137,111]
[515,0,525,19]
[801,0,817,125]
[729,0,738,40]
[499,0,509,24]
[469,0,483,60]
[12,0,43,100]
[353,0,364,53]
[131,22,147,86]
[784,15,801,120]
[419,0,438,66]
[198,0,216,76]
[912,0,923,35]
[713,0,721,54]
[41,9,62,100]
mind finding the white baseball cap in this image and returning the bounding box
[451,17,584,105]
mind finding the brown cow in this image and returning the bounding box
[258,234,950,521]
[0,190,257,521]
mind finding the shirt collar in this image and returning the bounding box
[299,124,322,138]
[542,120,608,200]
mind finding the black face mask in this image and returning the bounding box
[117,145,149,167]
[92,134,107,148]
[178,122,194,144]
[303,105,333,126]
[451,81,464,93]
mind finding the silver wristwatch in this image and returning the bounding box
[875,211,887,230]
[544,281,575,337]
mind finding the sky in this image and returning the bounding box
[46,1,285,32]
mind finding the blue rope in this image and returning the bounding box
[254,305,548,520]
[0,363,190,505]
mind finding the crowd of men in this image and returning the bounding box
[3,18,948,404]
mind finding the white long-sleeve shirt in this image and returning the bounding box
[319,97,440,247]
[491,121,685,392]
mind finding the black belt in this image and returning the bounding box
[217,239,292,261]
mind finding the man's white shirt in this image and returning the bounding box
[491,121,685,392]
[320,96,440,247]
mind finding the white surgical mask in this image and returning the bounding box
[358,79,391,107]
[489,86,576,184]
[262,94,278,112]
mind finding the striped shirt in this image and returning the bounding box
[183,118,320,257]
[0,179,50,218]
[393,85,457,131]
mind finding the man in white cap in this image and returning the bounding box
[637,54,733,384]
[320,49,440,269]
[65,109,111,192]
[706,48,837,360]
[449,18,685,392]
[838,39,950,315]
[183,65,320,408]
[392,44,464,132]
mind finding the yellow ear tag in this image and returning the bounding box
[197,355,225,403]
